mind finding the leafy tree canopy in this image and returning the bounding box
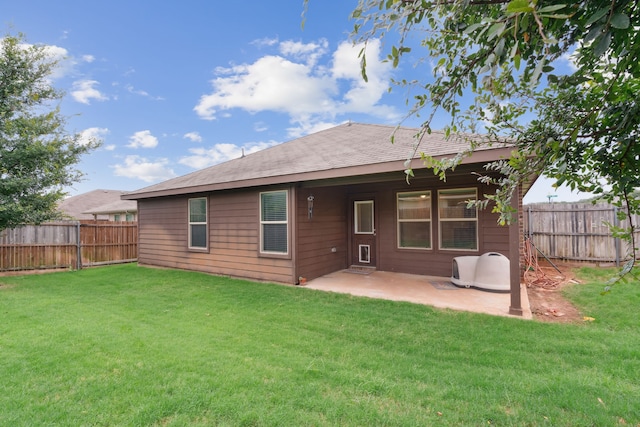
[311,0,639,269]
[0,33,99,230]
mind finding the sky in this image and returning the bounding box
[1,0,593,204]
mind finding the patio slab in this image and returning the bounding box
[304,270,532,319]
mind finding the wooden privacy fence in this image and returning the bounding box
[0,221,137,272]
[525,203,640,264]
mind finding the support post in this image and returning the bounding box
[509,185,523,316]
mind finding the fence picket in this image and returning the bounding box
[525,203,640,263]
[0,221,137,272]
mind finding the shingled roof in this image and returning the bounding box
[123,122,512,200]
[58,189,136,220]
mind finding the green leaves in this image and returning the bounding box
[610,13,630,29]
[581,5,630,59]
[358,47,368,82]
[585,8,610,26]
[1,33,99,230]
[506,0,533,14]
[389,45,411,68]
[537,4,567,14]
[346,0,640,262]
[487,22,506,40]
[593,31,612,57]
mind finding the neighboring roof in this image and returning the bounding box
[58,189,137,220]
[123,122,513,200]
[83,199,138,216]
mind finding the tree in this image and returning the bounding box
[0,33,99,230]
[309,0,639,280]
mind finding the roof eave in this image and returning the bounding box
[122,146,515,200]
[83,209,138,215]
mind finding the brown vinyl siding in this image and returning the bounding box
[137,189,295,284]
[342,170,508,278]
[136,166,511,283]
[295,186,349,281]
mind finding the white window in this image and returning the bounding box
[397,191,431,249]
[438,188,478,251]
[260,190,288,254]
[188,197,207,249]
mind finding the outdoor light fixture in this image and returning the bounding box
[307,195,314,219]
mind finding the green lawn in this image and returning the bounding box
[1,264,639,426]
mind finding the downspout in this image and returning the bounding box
[290,185,298,285]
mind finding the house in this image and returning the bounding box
[58,189,137,221]
[123,123,530,315]
[83,200,138,222]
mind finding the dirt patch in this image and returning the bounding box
[525,261,586,323]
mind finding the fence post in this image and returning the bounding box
[76,221,82,270]
[527,206,533,240]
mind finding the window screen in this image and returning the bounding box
[397,191,431,249]
[189,197,207,249]
[260,191,288,254]
[438,188,478,250]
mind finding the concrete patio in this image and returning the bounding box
[304,269,532,319]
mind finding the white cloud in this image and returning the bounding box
[279,39,329,66]
[254,122,268,132]
[560,50,579,72]
[127,130,158,149]
[179,141,279,170]
[195,55,336,120]
[125,84,164,101]
[79,127,109,146]
[71,79,109,104]
[125,84,148,97]
[286,119,340,139]
[183,131,203,142]
[194,38,397,137]
[251,37,279,48]
[42,44,68,62]
[6,41,71,79]
[112,155,176,183]
[82,54,95,63]
[104,144,116,151]
[331,40,396,116]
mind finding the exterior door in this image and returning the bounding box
[352,200,376,267]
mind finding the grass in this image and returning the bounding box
[1,264,639,426]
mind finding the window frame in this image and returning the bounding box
[397,190,432,250]
[437,188,478,251]
[188,197,208,251]
[259,190,289,256]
